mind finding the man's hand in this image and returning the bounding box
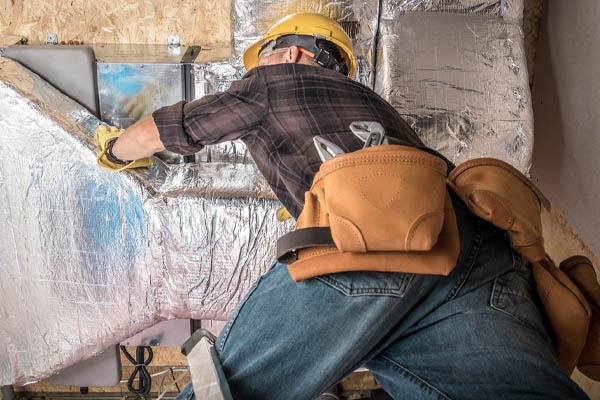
[111,116,165,161]
[95,125,154,171]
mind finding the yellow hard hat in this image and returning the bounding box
[243,13,356,78]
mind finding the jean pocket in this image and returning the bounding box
[315,270,415,297]
[490,253,542,331]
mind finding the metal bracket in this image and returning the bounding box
[168,34,181,56]
[168,34,181,47]
[45,33,58,45]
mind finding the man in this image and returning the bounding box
[103,13,588,400]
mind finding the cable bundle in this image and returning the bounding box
[121,346,153,396]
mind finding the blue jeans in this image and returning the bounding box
[178,194,588,400]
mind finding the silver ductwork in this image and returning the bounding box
[0,57,293,385]
[375,0,533,173]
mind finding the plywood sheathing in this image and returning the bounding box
[0,34,25,48]
[0,0,231,47]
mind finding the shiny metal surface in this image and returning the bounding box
[231,0,379,87]
[0,57,292,385]
[97,55,187,164]
[375,1,533,173]
[97,63,184,129]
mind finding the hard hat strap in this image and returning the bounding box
[262,34,349,76]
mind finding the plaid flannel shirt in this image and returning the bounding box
[153,63,425,218]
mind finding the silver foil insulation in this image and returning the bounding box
[376,0,533,172]
[0,57,293,385]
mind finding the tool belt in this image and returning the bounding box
[278,145,460,281]
[277,145,600,381]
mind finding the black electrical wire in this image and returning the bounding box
[121,345,153,396]
[169,367,181,393]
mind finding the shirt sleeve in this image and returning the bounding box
[152,76,267,155]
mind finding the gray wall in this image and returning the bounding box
[531,0,600,256]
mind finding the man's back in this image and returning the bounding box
[154,63,425,217]
[246,63,426,217]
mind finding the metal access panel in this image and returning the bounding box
[97,62,183,128]
[95,44,200,163]
[96,44,186,129]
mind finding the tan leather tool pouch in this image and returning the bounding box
[310,145,448,253]
[289,191,459,281]
[447,158,599,378]
[560,256,600,381]
[289,145,459,282]
[447,158,545,263]
[532,256,591,376]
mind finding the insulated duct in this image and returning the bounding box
[375,0,533,173]
[0,57,293,385]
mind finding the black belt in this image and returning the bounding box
[276,227,335,264]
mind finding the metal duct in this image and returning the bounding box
[375,0,533,173]
[0,57,293,385]
[231,0,380,88]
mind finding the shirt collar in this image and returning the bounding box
[243,63,347,80]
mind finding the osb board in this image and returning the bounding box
[0,34,25,48]
[0,0,231,46]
